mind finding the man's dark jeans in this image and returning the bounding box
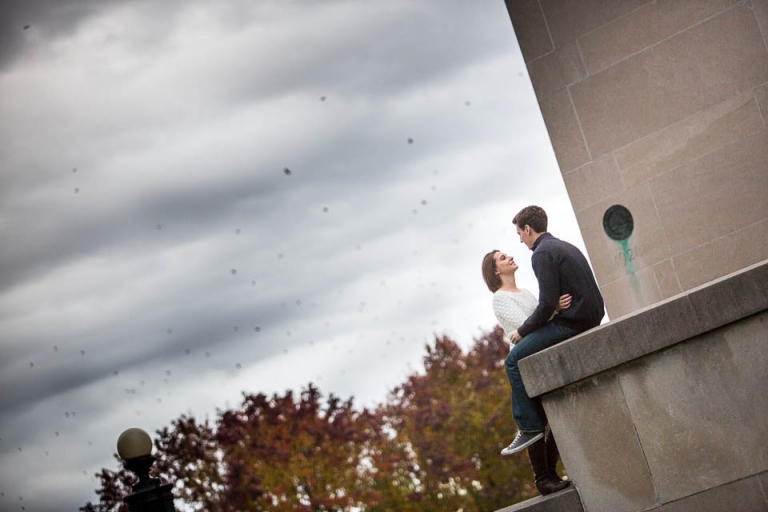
[504,322,581,432]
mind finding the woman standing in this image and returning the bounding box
[481,249,571,496]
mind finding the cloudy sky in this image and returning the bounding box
[0,1,590,509]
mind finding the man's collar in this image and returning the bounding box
[531,232,552,251]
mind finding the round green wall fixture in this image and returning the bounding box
[603,205,634,241]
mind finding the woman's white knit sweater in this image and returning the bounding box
[492,289,538,341]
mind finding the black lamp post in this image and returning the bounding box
[117,428,177,512]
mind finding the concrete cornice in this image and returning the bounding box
[519,258,768,397]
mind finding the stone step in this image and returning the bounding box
[494,487,582,512]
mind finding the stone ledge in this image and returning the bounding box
[494,487,583,512]
[647,472,768,511]
[519,259,768,397]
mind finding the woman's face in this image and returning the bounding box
[493,251,518,276]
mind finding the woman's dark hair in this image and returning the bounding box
[481,250,501,293]
[512,205,548,233]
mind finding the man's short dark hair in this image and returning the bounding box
[513,205,548,233]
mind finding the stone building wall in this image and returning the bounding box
[504,0,768,319]
[518,260,768,512]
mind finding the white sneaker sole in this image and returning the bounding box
[500,432,544,456]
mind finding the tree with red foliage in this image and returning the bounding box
[370,326,536,511]
[80,415,223,512]
[81,385,381,511]
[82,327,538,511]
[214,384,381,511]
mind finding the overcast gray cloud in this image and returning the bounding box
[0,0,102,69]
[0,1,588,510]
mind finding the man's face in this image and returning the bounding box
[516,224,535,250]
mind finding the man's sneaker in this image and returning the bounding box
[500,430,544,456]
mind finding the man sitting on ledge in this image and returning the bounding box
[504,205,605,494]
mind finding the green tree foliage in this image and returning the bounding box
[81,327,537,511]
